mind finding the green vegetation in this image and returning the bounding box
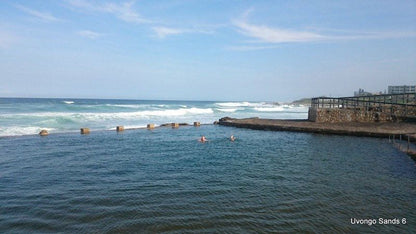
[291,98,311,106]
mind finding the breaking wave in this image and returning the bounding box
[3,108,214,120]
[217,108,239,113]
[0,126,57,137]
[215,102,263,107]
[0,98,309,137]
[253,106,285,112]
[104,104,149,108]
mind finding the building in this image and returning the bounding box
[354,88,373,96]
[388,85,416,94]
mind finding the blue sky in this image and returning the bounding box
[0,0,415,101]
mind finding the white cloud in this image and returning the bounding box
[233,9,416,47]
[233,20,326,43]
[77,30,103,39]
[231,9,326,43]
[15,4,62,22]
[67,1,223,39]
[67,0,149,24]
[152,27,185,38]
[152,25,217,39]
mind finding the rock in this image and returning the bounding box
[219,117,233,122]
[116,126,124,132]
[80,128,90,134]
[39,130,48,136]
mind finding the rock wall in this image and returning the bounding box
[308,107,396,123]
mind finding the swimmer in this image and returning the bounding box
[230,135,236,142]
[199,135,207,142]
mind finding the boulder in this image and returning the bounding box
[116,126,124,132]
[39,129,49,136]
[80,128,90,134]
[219,117,233,122]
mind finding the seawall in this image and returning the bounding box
[308,107,416,123]
[218,117,416,140]
[308,107,393,122]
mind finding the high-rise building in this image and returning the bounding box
[354,88,372,96]
[388,85,416,94]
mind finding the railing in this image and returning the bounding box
[311,93,416,118]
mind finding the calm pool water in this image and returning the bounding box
[0,125,415,233]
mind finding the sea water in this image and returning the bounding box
[0,98,415,233]
[0,98,307,137]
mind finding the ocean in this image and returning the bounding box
[0,98,415,233]
[0,98,308,137]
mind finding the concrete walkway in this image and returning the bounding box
[218,117,416,140]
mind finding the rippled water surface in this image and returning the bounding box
[0,125,415,233]
[0,98,308,136]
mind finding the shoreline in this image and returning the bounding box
[218,117,416,141]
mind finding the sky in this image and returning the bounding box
[0,0,415,101]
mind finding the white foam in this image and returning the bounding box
[215,102,262,107]
[63,101,74,104]
[104,104,149,108]
[253,106,285,112]
[108,125,148,130]
[254,105,309,112]
[0,126,56,137]
[217,108,238,113]
[4,107,214,121]
[282,104,293,109]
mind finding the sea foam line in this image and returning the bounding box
[1,107,214,119]
[215,102,265,107]
[0,126,57,137]
[217,108,239,113]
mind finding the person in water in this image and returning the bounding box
[230,135,236,142]
[199,136,207,142]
